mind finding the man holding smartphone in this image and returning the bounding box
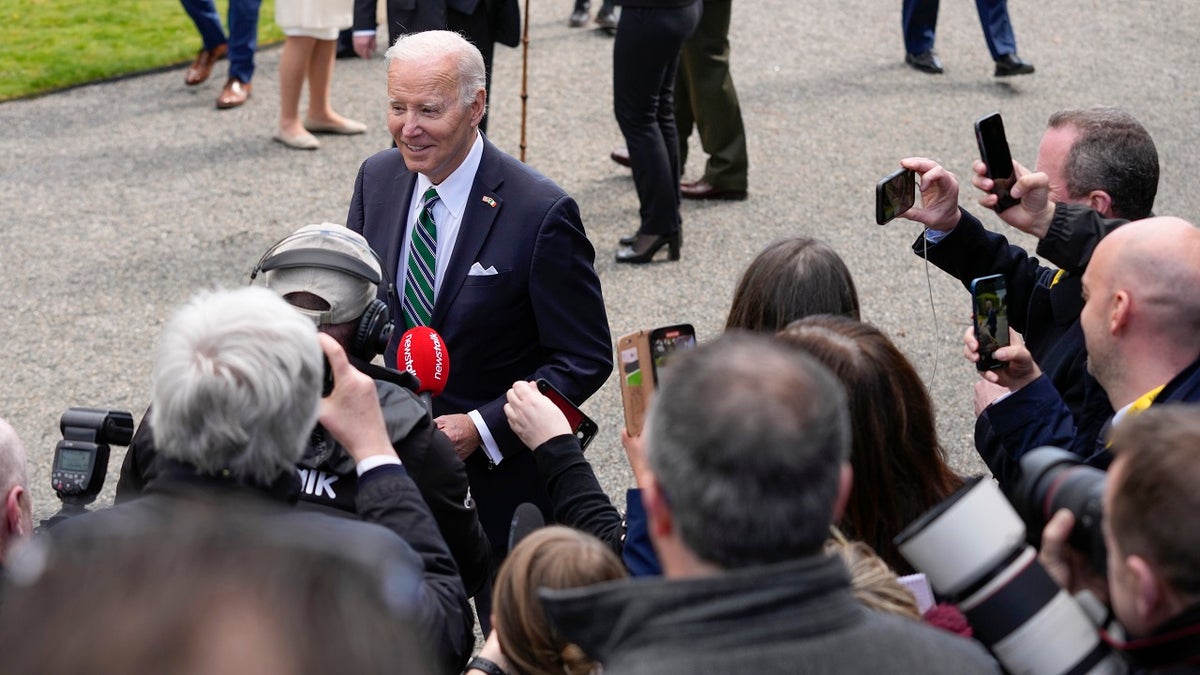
[895,107,1159,487]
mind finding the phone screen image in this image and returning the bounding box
[649,324,697,380]
[971,275,1010,371]
[974,112,1020,212]
[875,168,916,225]
[620,345,644,387]
[536,379,599,449]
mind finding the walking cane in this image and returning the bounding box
[519,0,531,162]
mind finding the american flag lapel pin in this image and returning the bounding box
[481,195,497,208]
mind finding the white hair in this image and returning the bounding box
[384,30,487,110]
[0,418,28,497]
[149,287,322,484]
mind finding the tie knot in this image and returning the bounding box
[422,187,440,210]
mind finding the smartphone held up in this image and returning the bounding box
[876,168,917,225]
[970,274,1010,371]
[974,112,1021,213]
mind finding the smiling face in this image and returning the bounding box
[386,54,485,185]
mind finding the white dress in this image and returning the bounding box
[276,0,353,40]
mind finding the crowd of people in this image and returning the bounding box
[4,14,1200,675]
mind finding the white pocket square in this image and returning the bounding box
[468,262,498,276]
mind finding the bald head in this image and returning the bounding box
[1082,217,1200,405]
[1,417,33,562]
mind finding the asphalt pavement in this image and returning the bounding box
[3,0,1199,524]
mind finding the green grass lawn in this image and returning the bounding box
[0,0,284,101]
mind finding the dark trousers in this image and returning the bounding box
[675,0,747,191]
[179,0,262,82]
[902,0,1017,60]
[448,3,496,133]
[613,2,702,236]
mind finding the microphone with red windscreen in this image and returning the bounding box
[399,327,450,414]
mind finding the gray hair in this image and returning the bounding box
[645,332,851,569]
[1048,107,1159,219]
[149,287,322,484]
[0,418,28,496]
[384,30,487,111]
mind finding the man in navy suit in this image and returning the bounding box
[347,30,613,565]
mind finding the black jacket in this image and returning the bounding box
[116,380,491,598]
[57,460,473,672]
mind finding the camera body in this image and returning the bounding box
[45,408,134,526]
[1012,446,1108,577]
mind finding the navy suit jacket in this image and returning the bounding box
[347,138,613,554]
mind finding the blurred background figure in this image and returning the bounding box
[901,0,1034,76]
[612,0,701,264]
[569,0,617,29]
[779,315,966,574]
[676,0,748,201]
[274,0,367,149]
[180,0,263,108]
[0,506,435,675]
[725,237,861,332]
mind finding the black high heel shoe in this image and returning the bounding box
[615,232,681,264]
[620,229,682,247]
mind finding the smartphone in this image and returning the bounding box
[617,331,652,437]
[648,323,698,382]
[536,379,599,450]
[875,167,917,225]
[971,274,1010,371]
[974,112,1020,212]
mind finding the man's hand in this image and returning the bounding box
[1039,509,1110,603]
[897,157,961,232]
[317,334,395,462]
[434,413,483,461]
[963,326,1042,391]
[353,34,376,59]
[970,159,1056,239]
[621,429,651,489]
[504,380,571,450]
[973,379,1011,417]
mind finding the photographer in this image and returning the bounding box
[51,287,473,672]
[1040,404,1200,671]
[116,224,490,599]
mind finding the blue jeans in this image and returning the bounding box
[179,0,263,82]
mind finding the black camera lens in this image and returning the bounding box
[1013,447,1107,577]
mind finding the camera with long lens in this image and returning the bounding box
[1012,446,1108,577]
[43,408,134,528]
[895,476,1122,674]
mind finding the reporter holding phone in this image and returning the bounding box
[503,381,658,574]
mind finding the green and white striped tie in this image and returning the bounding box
[402,187,439,329]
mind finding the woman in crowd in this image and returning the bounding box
[725,237,861,331]
[273,0,366,149]
[612,0,702,264]
[466,526,627,675]
[778,315,965,574]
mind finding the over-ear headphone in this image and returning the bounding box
[250,227,396,361]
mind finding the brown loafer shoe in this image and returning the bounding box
[680,180,747,201]
[184,44,228,86]
[216,78,252,109]
[610,146,630,168]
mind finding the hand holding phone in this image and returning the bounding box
[535,379,599,450]
[970,274,1010,371]
[875,167,917,225]
[974,112,1021,213]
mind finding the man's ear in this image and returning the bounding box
[470,89,487,127]
[1111,290,1131,335]
[1126,554,1168,628]
[641,472,673,540]
[5,486,28,538]
[1087,190,1114,219]
[830,463,853,524]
